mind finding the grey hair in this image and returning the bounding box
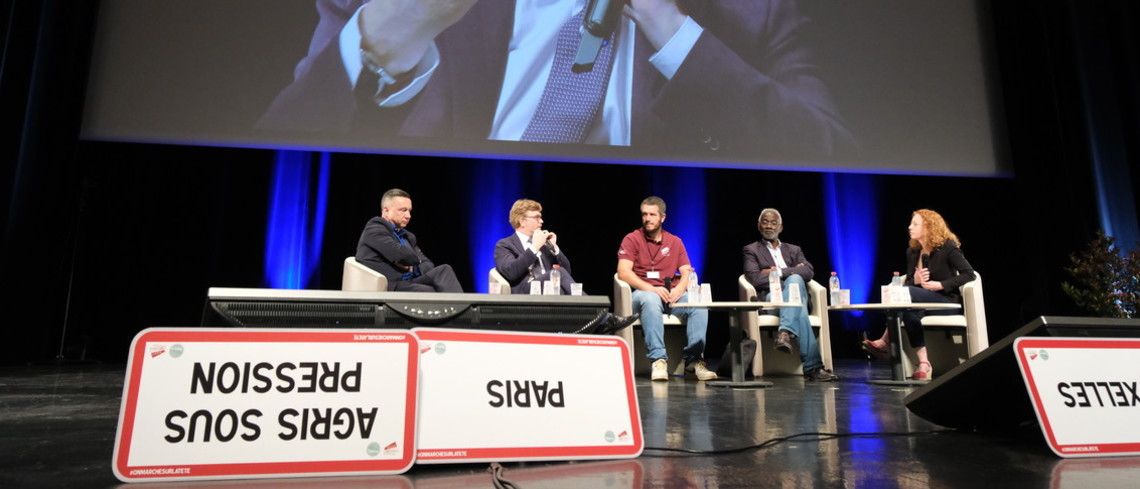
[758,208,782,225]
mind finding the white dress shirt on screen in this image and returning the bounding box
[337,0,703,145]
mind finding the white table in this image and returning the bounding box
[829,302,961,385]
[672,301,794,388]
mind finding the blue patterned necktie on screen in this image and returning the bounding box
[520,8,617,143]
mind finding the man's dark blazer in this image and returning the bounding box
[259,0,857,159]
[743,240,814,294]
[494,233,572,294]
[355,216,436,291]
[903,239,975,302]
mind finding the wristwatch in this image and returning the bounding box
[359,48,399,86]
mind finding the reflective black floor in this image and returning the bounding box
[3,359,1139,488]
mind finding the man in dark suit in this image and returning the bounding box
[742,208,836,381]
[494,198,639,333]
[259,0,857,159]
[493,199,574,294]
[355,188,463,292]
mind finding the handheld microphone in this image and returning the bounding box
[573,0,625,73]
[920,253,931,268]
[536,230,554,249]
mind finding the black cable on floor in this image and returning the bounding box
[487,462,521,489]
[479,430,958,486]
[642,429,958,456]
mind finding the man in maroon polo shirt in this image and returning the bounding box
[617,196,716,381]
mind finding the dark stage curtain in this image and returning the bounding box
[2,1,1138,364]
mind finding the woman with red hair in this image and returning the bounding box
[863,209,976,380]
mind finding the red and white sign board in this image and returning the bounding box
[1014,337,1140,458]
[113,328,419,482]
[412,328,643,463]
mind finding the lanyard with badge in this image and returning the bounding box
[646,237,663,280]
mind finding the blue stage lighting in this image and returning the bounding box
[265,151,330,289]
[1090,150,1140,252]
[651,167,706,279]
[469,161,522,293]
[823,173,879,321]
[846,390,887,460]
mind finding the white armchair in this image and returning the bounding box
[613,274,686,376]
[900,271,989,377]
[341,257,388,292]
[488,268,511,294]
[737,275,833,376]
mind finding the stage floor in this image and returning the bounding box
[2,359,1137,488]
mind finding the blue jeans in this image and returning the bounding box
[765,274,823,371]
[632,290,708,364]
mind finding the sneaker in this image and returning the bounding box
[774,331,795,354]
[686,360,718,381]
[804,368,838,382]
[651,358,669,381]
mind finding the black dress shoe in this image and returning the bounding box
[804,368,838,382]
[575,311,609,334]
[774,331,795,354]
[595,313,640,335]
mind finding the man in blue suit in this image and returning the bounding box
[494,198,638,333]
[493,199,575,295]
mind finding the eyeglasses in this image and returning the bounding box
[524,214,543,221]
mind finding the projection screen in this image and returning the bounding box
[81,0,1008,176]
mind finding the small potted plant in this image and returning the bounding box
[1061,230,1140,318]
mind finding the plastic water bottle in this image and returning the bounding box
[550,265,561,295]
[891,271,903,287]
[769,266,782,301]
[829,271,841,305]
[687,269,700,302]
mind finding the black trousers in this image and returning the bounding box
[900,286,958,348]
